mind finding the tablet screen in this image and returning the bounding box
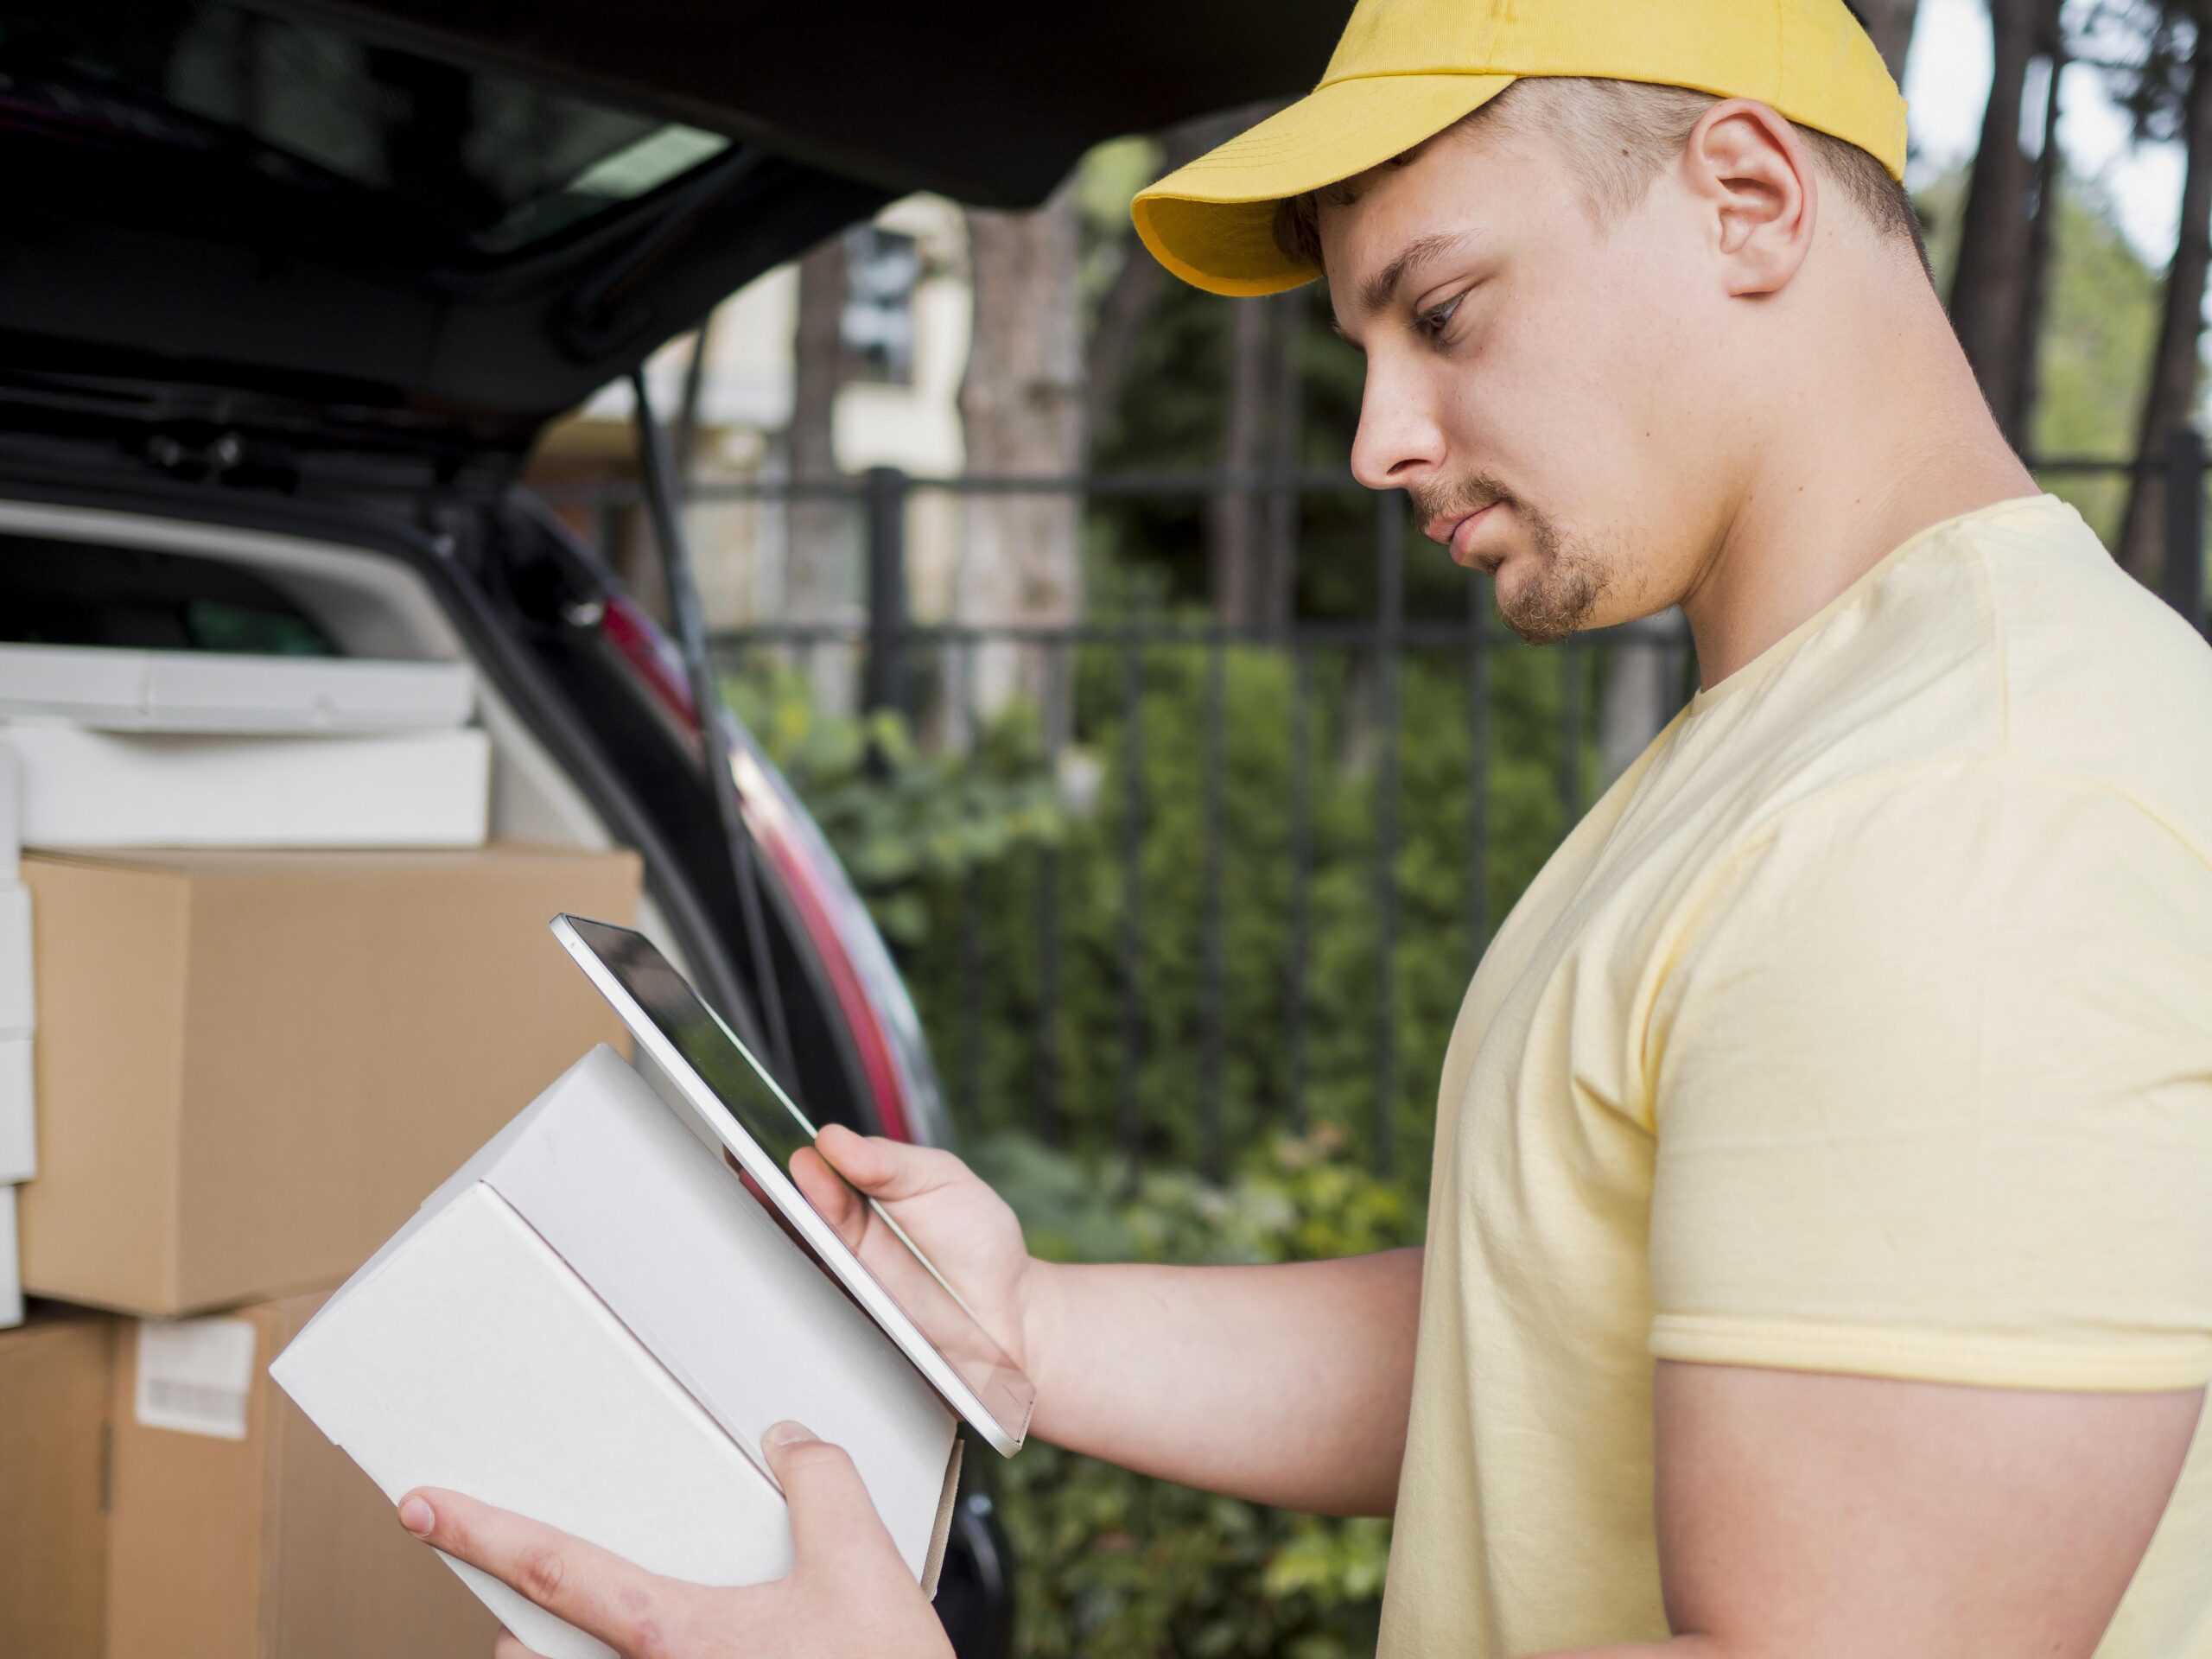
[555,915,1033,1452]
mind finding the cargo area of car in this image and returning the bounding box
[0,492,706,963]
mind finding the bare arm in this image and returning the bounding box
[1023,1249,1422,1514]
[1541,1361,2204,1658]
[791,1127,1421,1516]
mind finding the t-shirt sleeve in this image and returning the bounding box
[1645,757,2212,1390]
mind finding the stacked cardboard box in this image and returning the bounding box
[1,739,33,1325]
[0,643,646,1658]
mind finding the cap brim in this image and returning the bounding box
[1132,73,1517,297]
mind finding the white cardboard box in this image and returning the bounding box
[271,1045,963,1659]
[0,882,29,1185]
[0,739,19,881]
[0,1185,22,1331]
[0,644,475,734]
[6,722,491,849]
[0,1041,30,1187]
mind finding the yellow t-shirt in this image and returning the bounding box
[1379,495,2212,1657]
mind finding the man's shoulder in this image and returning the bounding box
[1713,495,2212,854]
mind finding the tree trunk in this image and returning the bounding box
[2008,35,2065,446]
[785,236,855,714]
[1856,0,1923,83]
[1948,0,2043,442]
[1084,111,1249,452]
[959,180,1086,723]
[2120,49,2212,585]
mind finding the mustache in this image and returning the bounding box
[1408,473,1516,527]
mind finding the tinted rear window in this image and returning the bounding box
[0,0,733,259]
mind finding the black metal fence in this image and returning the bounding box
[540,435,2209,1185]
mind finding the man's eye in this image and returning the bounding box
[1418,295,1464,339]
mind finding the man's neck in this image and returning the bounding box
[1676,308,2039,692]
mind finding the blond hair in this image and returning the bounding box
[1274,78,1929,278]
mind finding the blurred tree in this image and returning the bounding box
[1950,0,2068,444]
[1084,114,1246,450]
[961,182,1088,718]
[2111,3,2212,582]
[1854,0,1924,79]
[786,237,855,714]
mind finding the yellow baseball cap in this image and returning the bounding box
[1132,0,1907,296]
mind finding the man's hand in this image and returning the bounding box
[790,1125,1042,1373]
[397,1421,952,1659]
[792,1123,1423,1516]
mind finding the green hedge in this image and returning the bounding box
[966,1127,1421,1659]
[726,645,1602,1653]
[730,632,1593,1196]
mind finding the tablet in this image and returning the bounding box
[552,914,1033,1456]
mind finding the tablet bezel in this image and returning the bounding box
[551,913,1032,1457]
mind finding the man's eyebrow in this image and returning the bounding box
[1355,230,1480,321]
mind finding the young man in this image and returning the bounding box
[400,1,2212,1654]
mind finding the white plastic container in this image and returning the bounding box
[5,722,491,849]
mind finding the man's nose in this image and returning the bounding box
[1350,369,1447,493]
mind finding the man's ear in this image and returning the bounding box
[1680,99,1816,298]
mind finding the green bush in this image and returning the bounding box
[735,631,1593,1196]
[965,1127,1422,1659]
[727,636,1598,1653]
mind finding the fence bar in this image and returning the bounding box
[1288,642,1313,1135]
[862,467,911,715]
[1466,571,1492,982]
[957,638,983,1123]
[719,615,1693,652]
[1374,493,1405,1178]
[1201,633,1229,1181]
[2164,426,2208,639]
[1117,635,1147,1180]
[1035,646,1068,1144]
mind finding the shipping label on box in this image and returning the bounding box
[135,1317,257,1440]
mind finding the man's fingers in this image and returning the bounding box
[493,1630,552,1659]
[814,1123,972,1204]
[788,1145,868,1249]
[761,1422,909,1579]
[399,1488,687,1654]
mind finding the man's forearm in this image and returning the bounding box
[1020,1246,1422,1516]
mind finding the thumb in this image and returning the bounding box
[762,1421,907,1579]
[815,1123,970,1204]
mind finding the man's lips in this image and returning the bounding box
[1431,502,1503,570]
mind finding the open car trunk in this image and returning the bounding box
[0,0,1345,456]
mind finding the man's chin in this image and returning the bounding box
[1496,562,1601,647]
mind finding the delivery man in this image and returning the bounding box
[395,1,2212,1653]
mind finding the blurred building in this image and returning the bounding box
[530,195,973,669]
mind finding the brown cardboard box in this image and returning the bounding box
[106,1291,501,1659]
[0,1307,114,1659]
[20,842,642,1315]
